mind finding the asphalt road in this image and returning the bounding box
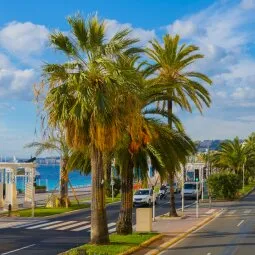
[0,193,192,255]
[161,190,255,255]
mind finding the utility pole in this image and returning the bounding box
[32,168,35,217]
[182,165,185,215]
[111,158,115,201]
[196,180,199,218]
[243,157,246,192]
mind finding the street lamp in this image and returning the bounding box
[243,157,247,192]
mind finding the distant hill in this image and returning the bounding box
[196,140,224,152]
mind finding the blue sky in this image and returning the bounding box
[0,0,255,157]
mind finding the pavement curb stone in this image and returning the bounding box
[118,234,164,255]
[130,208,224,255]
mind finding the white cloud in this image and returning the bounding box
[105,19,156,45]
[241,0,255,9]
[0,21,49,57]
[165,0,255,111]
[0,68,37,100]
[166,20,198,38]
[185,116,255,140]
[0,53,37,100]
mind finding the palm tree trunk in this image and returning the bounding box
[168,99,178,217]
[90,145,109,244]
[60,158,69,208]
[116,159,134,235]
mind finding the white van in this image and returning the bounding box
[181,182,201,199]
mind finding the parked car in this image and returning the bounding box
[133,188,157,207]
[166,183,180,194]
[181,182,201,199]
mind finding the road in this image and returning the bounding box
[0,194,191,255]
[161,190,255,255]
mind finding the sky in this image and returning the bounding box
[0,0,255,157]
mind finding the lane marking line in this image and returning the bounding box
[26,221,62,229]
[228,210,236,215]
[237,220,244,227]
[41,221,76,230]
[243,209,251,214]
[1,244,35,254]
[57,221,89,231]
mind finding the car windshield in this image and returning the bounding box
[184,184,196,189]
[135,190,149,195]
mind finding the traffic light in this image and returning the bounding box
[195,169,199,182]
[203,167,207,179]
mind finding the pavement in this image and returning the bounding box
[0,193,193,255]
[150,190,255,255]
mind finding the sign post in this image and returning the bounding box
[196,180,199,218]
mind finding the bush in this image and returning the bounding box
[207,173,241,200]
[105,178,121,198]
[35,185,46,190]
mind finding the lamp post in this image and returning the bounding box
[243,157,246,192]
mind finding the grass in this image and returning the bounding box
[80,194,121,205]
[63,233,157,255]
[14,202,90,217]
[238,180,255,197]
[105,194,121,204]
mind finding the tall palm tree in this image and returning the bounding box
[42,14,143,244]
[146,34,212,216]
[26,131,71,207]
[114,55,195,234]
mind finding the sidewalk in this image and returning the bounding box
[132,203,221,255]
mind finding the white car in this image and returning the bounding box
[181,182,201,199]
[133,188,157,207]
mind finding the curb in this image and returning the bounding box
[132,209,224,255]
[8,200,121,220]
[118,234,164,255]
[238,187,255,201]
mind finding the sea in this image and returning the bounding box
[16,164,91,192]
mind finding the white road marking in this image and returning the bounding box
[0,222,27,229]
[228,210,236,215]
[57,221,89,230]
[207,253,212,255]
[107,223,116,228]
[41,221,76,230]
[12,221,47,229]
[243,209,251,214]
[206,209,216,215]
[26,221,62,229]
[1,244,35,254]
[72,224,91,232]
[108,227,116,233]
[88,223,116,233]
[237,220,244,227]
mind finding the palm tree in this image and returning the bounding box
[114,55,195,233]
[41,14,143,244]
[146,34,212,216]
[26,131,71,207]
[212,137,246,174]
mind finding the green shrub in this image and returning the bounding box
[35,185,46,190]
[207,173,241,200]
[105,178,121,198]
